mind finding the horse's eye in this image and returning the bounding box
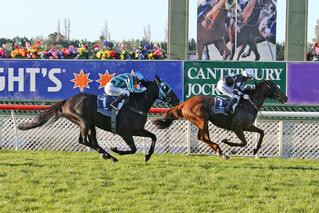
[163,85,167,91]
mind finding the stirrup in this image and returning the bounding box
[224,106,232,114]
[110,103,119,111]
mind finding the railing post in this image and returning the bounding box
[278,121,284,158]
[279,121,291,158]
[11,110,20,150]
[187,121,191,155]
[254,120,259,158]
[0,116,3,149]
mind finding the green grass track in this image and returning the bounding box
[1,150,319,212]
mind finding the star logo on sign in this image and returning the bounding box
[70,69,93,92]
[96,69,115,89]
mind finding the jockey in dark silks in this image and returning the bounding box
[216,68,256,114]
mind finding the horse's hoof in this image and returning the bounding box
[221,139,228,144]
[223,155,230,160]
[110,147,117,152]
[112,158,119,163]
[253,149,258,155]
[145,155,151,162]
[230,150,237,154]
[101,154,108,160]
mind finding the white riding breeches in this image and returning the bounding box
[104,83,130,96]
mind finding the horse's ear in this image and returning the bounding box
[155,75,160,80]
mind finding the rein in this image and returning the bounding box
[247,98,264,118]
[127,106,148,116]
[126,80,160,116]
[124,80,157,117]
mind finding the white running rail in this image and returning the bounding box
[1,111,319,159]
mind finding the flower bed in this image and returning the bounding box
[0,40,166,60]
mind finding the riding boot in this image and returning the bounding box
[110,94,128,111]
[224,98,237,114]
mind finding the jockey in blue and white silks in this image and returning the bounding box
[104,70,146,111]
[216,68,255,114]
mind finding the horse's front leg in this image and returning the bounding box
[248,38,260,61]
[236,44,247,60]
[241,47,252,58]
[246,125,264,155]
[133,129,157,162]
[242,36,265,58]
[205,45,210,60]
[111,133,137,155]
[197,41,205,60]
[222,129,248,147]
[229,41,235,60]
[215,39,231,60]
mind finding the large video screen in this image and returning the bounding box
[197,0,277,61]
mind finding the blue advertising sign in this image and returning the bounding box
[0,60,183,101]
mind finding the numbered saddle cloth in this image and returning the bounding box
[97,94,124,117]
[213,96,229,115]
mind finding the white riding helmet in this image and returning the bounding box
[242,68,255,79]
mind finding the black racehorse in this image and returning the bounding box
[18,75,180,162]
[152,80,288,159]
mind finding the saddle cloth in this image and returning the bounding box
[97,94,124,117]
[213,96,229,115]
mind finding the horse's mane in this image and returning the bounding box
[129,80,156,99]
[244,80,269,96]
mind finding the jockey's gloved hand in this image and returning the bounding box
[141,87,147,92]
[243,94,250,100]
[233,89,242,96]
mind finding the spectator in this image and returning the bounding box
[307,42,319,61]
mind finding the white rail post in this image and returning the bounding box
[11,110,20,150]
[278,121,284,158]
[254,119,259,158]
[187,121,192,155]
[0,116,3,148]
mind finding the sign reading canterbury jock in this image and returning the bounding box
[184,61,286,103]
[0,60,183,100]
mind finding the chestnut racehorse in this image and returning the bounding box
[152,80,288,159]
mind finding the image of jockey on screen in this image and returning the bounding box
[104,70,146,111]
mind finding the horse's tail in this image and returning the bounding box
[152,103,184,129]
[18,100,66,130]
[152,118,175,129]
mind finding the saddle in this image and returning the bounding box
[97,94,125,133]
